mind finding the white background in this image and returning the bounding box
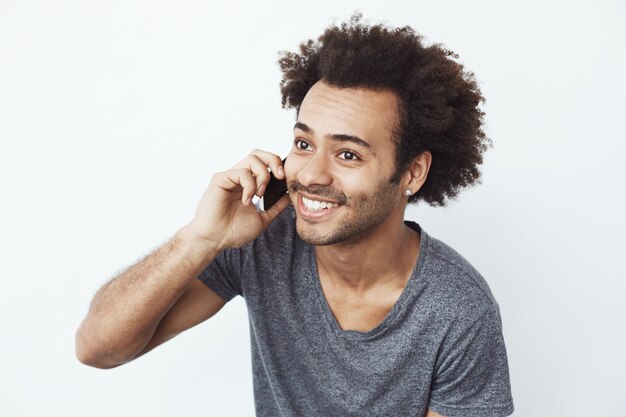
[1,1,624,416]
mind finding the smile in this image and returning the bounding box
[302,196,340,211]
[297,194,343,220]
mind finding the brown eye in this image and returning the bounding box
[339,150,359,161]
[294,139,311,151]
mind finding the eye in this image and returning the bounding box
[338,150,360,161]
[294,139,311,151]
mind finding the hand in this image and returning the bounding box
[184,149,291,251]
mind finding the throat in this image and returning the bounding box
[314,224,420,292]
[319,276,405,332]
[314,224,421,332]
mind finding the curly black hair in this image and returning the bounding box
[278,13,491,206]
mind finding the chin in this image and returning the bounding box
[295,215,382,247]
[295,218,336,246]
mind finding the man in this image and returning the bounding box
[76,14,514,417]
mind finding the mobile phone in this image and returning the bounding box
[262,158,288,211]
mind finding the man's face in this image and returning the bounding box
[284,80,406,246]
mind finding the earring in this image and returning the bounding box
[404,189,412,196]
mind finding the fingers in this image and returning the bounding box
[260,194,291,228]
[248,149,285,180]
[232,150,285,199]
[220,168,257,206]
[217,150,285,207]
[247,156,271,197]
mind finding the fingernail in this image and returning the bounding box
[278,165,285,177]
[258,185,266,196]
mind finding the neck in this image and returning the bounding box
[314,214,421,293]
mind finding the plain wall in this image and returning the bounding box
[1,1,624,416]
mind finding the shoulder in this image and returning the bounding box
[418,228,500,322]
[212,205,300,298]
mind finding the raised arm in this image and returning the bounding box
[74,227,224,368]
[75,150,290,369]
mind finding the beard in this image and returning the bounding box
[289,176,401,246]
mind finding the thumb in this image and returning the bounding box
[260,194,291,228]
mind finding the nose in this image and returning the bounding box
[295,152,333,189]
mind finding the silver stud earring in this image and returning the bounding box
[404,189,412,196]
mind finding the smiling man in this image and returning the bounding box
[76,14,514,417]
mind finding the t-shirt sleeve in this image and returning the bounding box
[196,246,245,302]
[427,305,515,417]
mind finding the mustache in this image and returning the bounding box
[288,181,349,206]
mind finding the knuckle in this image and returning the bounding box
[257,170,270,181]
[238,167,252,176]
[229,168,244,179]
[248,154,264,167]
[210,171,227,183]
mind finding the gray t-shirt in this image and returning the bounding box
[198,207,514,417]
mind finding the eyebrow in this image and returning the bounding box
[294,122,372,149]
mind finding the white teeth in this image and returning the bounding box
[302,196,339,211]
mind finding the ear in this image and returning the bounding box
[403,151,432,196]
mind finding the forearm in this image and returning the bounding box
[75,225,220,368]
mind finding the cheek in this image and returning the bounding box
[326,177,361,208]
[337,174,368,195]
[283,157,298,183]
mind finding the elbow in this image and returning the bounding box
[75,347,119,370]
[74,326,126,369]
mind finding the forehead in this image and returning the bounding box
[297,80,400,148]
